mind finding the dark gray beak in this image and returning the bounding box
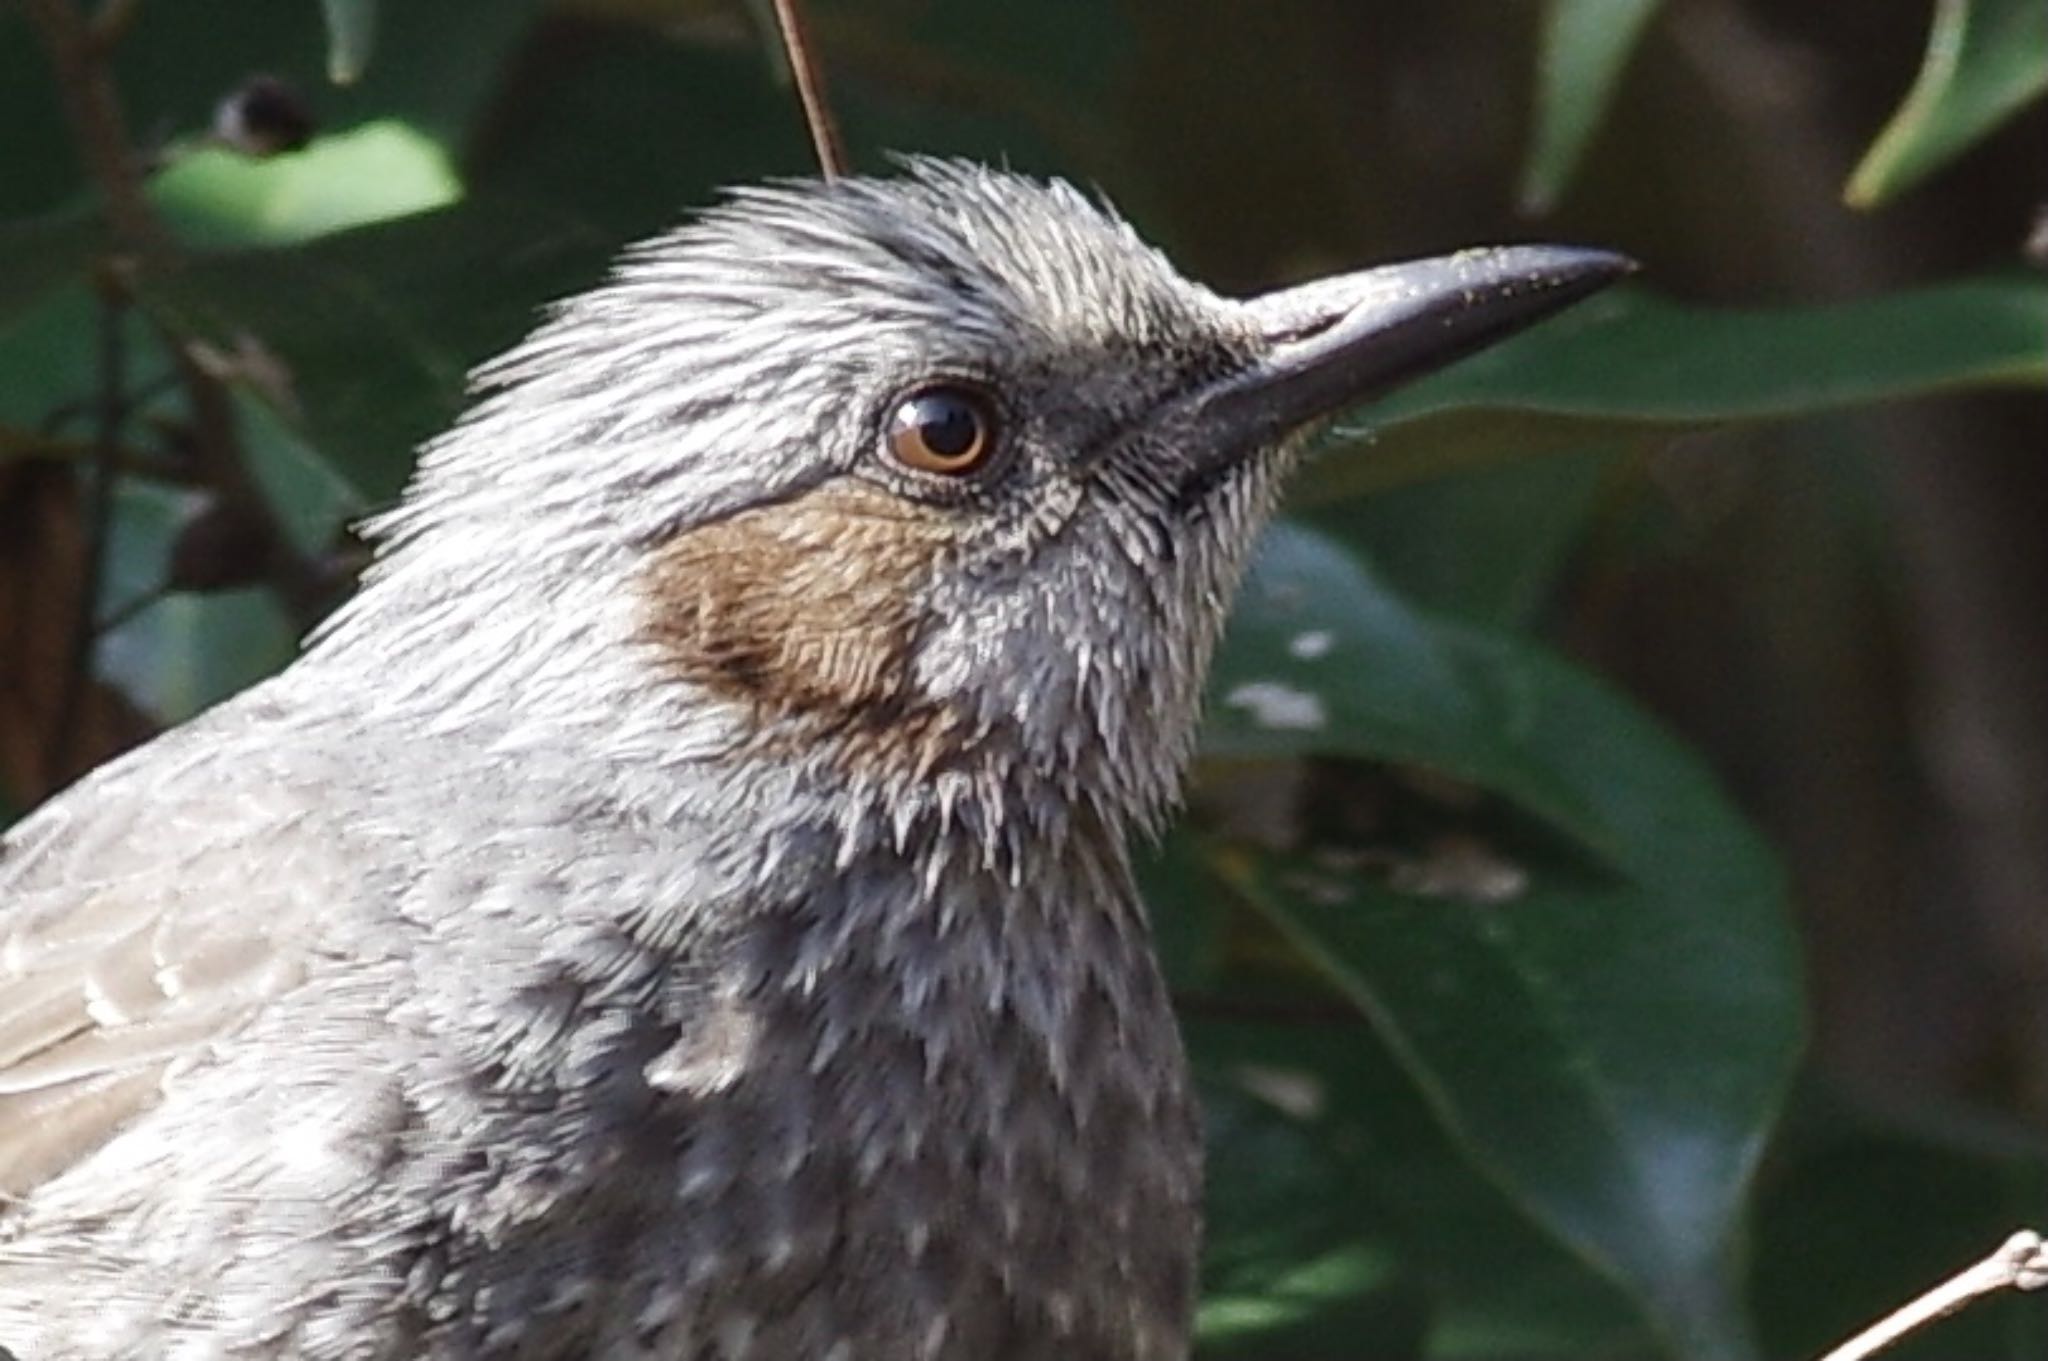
[1189,245,1633,465]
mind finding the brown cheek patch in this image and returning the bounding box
[641,481,968,775]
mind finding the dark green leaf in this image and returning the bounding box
[467,28,806,237]
[1520,0,1666,214]
[824,0,1132,174]
[1296,279,2048,503]
[1847,0,2048,207]
[0,286,102,430]
[133,35,806,502]
[0,208,104,336]
[1188,1017,1659,1359]
[1199,522,1802,1358]
[1137,827,1233,992]
[1305,447,1617,627]
[0,12,88,217]
[1195,1076,1428,1359]
[134,194,615,501]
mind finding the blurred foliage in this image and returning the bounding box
[1523,0,1668,213]
[318,0,380,85]
[2,1,2045,1358]
[1846,0,2048,206]
[1523,0,2048,211]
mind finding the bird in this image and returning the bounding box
[0,159,1626,1360]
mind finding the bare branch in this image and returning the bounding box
[1814,1229,2046,1361]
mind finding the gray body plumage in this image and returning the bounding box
[0,159,1624,1358]
[0,164,1244,1360]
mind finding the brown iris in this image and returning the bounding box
[886,384,997,475]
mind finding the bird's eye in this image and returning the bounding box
[885,384,998,476]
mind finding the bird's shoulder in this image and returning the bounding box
[0,687,379,1205]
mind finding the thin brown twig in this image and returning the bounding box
[46,275,125,785]
[20,0,159,251]
[770,0,847,178]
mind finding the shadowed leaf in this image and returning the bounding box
[134,195,614,501]
[1199,521,1802,1359]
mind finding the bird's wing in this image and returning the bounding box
[0,725,336,1207]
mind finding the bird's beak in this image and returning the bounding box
[1186,245,1633,472]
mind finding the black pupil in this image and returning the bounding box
[911,393,981,459]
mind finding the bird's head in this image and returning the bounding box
[323,160,1624,858]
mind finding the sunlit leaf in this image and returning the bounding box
[151,121,462,250]
[1847,0,2048,207]
[1520,0,1666,214]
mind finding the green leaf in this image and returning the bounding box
[320,0,380,85]
[1847,0,2048,207]
[1199,522,1803,1358]
[95,483,301,724]
[234,389,369,556]
[1138,827,1233,991]
[134,194,615,501]
[1188,1018,1659,1359]
[1195,1076,1428,1359]
[1297,279,2048,503]
[0,285,107,430]
[150,121,462,250]
[1305,447,1617,628]
[115,33,804,519]
[133,37,807,503]
[1519,0,1666,214]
